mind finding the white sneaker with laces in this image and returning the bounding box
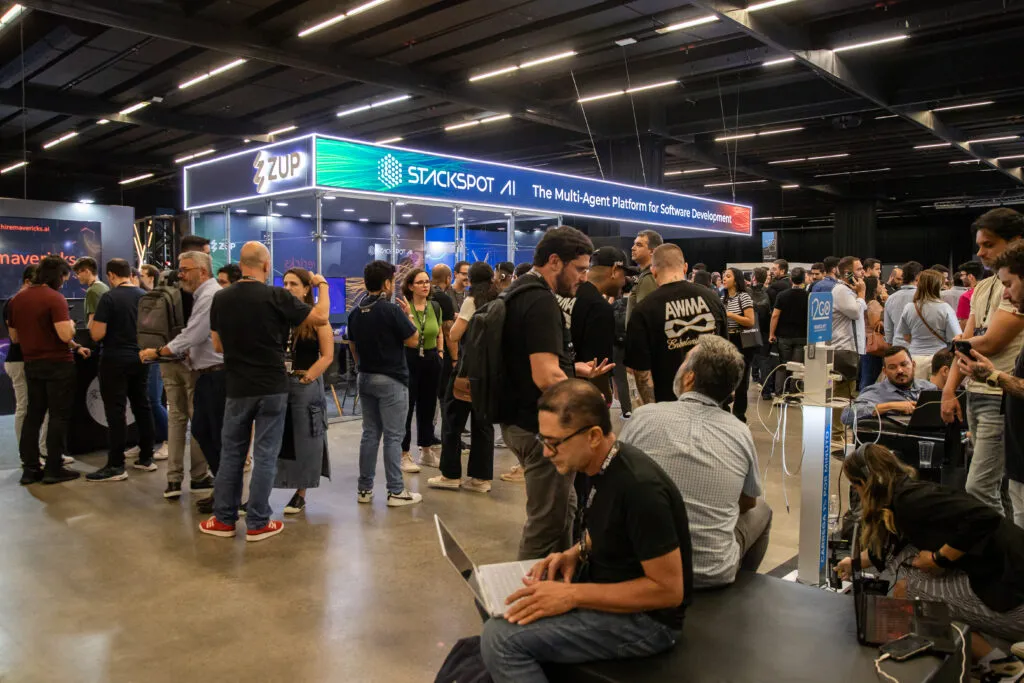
[427,475,461,490]
[400,452,421,473]
[387,489,423,507]
[419,447,440,468]
[125,446,141,460]
[153,443,169,461]
[357,489,374,504]
[462,478,492,493]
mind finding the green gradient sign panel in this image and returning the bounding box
[314,136,752,235]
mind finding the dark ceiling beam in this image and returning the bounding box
[686,0,1024,187]
[17,0,591,136]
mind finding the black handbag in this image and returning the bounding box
[739,326,763,349]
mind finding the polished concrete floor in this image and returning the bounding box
[0,396,822,682]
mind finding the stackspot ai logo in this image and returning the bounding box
[378,154,403,190]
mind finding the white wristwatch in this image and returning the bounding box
[986,371,1001,388]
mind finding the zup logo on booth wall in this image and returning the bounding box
[378,154,403,189]
[253,150,305,193]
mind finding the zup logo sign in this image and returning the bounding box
[253,150,304,193]
[378,154,403,190]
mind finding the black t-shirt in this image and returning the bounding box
[210,283,312,398]
[566,281,615,366]
[432,286,456,361]
[3,297,21,363]
[767,276,791,307]
[93,285,146,362]
[292,334,320,373]
[581,442,693,630]
[501,273,574,432]
[774,287,809,339]
[624,280,728,402]
[347,294,417,385]
[1006,347,1024,484]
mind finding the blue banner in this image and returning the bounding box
[807,292,833,345]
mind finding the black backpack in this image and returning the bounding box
[453,279,548,423]
[749,286,772,333]
[137,284,185,349]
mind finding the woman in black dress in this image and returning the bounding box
[275,267,334,514]
[722,267,756,421]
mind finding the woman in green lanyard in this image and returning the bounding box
[400,268,445,473]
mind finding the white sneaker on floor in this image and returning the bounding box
[125,446,140,460]
[152,443,168,461]
[132,460,158,472]
[387,489,423,507]
[419,447,440,468]
[40,456,75,467]
[427,475,461,490]
[462,478,492,493]
[400,452,421,473]
[357,489,374,504]
[500,465,525,483]
[494,434,506,448]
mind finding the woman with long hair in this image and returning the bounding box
[722,267,756,421]
[274,267,333,514]
[137,264,168,458]
[400,267,444,472]
[429,261,497,493]
[859,275,886,390]
[836,445,1024,675]
[895,269,961,379]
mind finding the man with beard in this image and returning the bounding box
[499,226,613,561]
[841,347,937,426]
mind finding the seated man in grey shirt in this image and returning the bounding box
[619,334,773,588]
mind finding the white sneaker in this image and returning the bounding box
[1013,643,1024,660]
[132,460,158,472]
[125,446,141,460]
[152,443,168,461]
[387,489,423,507]
[500,465,525,483]
[40,456,76,467]
[419,446,440,468]
[494,434,506,448]
[357,489,374,504]
[462,478,492,493]
[427,475,461,490]
[400,452,421,473]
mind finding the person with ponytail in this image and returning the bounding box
[836,445,1024,675]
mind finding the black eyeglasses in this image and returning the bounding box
[535,424,597,455]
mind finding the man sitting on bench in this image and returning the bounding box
[480,379,693,683]
[841,346,937,426]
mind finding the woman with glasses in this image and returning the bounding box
[399,268,444,473]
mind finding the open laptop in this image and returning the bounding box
[435,515,538,618]
[886,390,965,429]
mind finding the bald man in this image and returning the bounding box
[199,241,330,542]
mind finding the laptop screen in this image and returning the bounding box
[436,516,476,581]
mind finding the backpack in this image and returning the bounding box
[453,279,548,423]
[137,285,185,349]
[434,636,492,683]
[749,286,772,333]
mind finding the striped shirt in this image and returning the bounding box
[723,292,753,334]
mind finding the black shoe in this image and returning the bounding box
[190,475,215,493]
[196,496,214,514]
[86,466,128,482]
[20,469,43,486]
[164,481,183,499]
[284,493,305,515]
[43,468,81,485]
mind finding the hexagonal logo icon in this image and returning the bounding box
[378,154,403,189]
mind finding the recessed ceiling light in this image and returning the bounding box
[276,202,289,206]
[401,213,413,218]
[235,209,248,213]
[78,198,95,204]
[300,213,312,218]
[657,14,718,34]
[763,57,796,67]
[119,173,154,185]
[359,218,369,222]
[704,180,768,187]
[833,34,907,53]
[967,135,1019,144]
[271,213,283,217]
[323,195,337,200]
[267,125,297,137]
[932,101,994,112]
[913,142,952,150]
[343,208,355,212]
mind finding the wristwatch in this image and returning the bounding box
[986,371,1002,388]
[932,551,956,569]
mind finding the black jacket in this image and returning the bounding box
[872,477,1024,612]
[767,275,791,307]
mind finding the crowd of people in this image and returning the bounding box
[6,207,1024,681]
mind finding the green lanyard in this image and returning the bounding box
[412,304,429,357]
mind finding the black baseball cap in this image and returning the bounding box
[591,246,639,274]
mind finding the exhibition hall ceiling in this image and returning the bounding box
[0,0,1022,226]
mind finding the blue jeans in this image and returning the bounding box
[147,362,168,443]
[966,392,1005,512]
[357,373,408,495]
[213,393,288,530]
[481,610,677,683]
[858,354,883,391]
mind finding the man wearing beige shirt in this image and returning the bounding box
[942,208,1024,512]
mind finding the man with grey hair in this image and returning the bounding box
[620,335,773,587]
[140,248,220,500]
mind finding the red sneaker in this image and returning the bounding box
[198,516,236,538]
[246,520,284,542]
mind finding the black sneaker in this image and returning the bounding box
[284,493,305,515]
[164,481,183,499]
[86,466,128,482]
[196,496,214,514]
[190,476,215,493]
[19,469,43,486]
[43,468,81,485]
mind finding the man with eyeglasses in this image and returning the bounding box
[140,249,220,502]
[841,346,937,426]
[481,379,692,683]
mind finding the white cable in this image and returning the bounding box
[874,653,900,683]
[952,624,967,683]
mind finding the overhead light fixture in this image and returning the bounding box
[763,57,795,67]
[235,209,248,213]
[875,114,899,120]
[913,142,952,150]
[343,208,355,212]
[337,94,411,118]
[814,168,890,177]
[271,212,283,217]
[932,101,994,112]
[0,4,25,26]
[78,198,95,204]
[469,65,519,82]
[42,131,78,149]
[997,154,1024,161]
[376,136,403,145]
[401,213,413,218]
[178,58,246,89]
[118,101,150,116]
[664,171,683,176]
[119,173,154,185]
[768,157,805,165]
[782,184,800,189]
[950,159,981,165]
[578,79,676,104]
[396,202,407,206]
[335,104,372,118]
[747,0,797,10]
[626,80,678,95]
[683,167,716,174]
[967,135,1019,144]
[481,114,511,124]
[359,218,369,222]
[0,160,27,174]
[267,125,298,136]
[657,14,718,34]
[445,120,480,132]
[752,215,798,221]
[715,126,802,142]
[174,148,216,164]
[615,38,637,47]
[519,50,577,70]
[323,195,337,200]
[276,202,288,207]
[96,119,110,125]
[298,0,392,37]
[577,89,624,104]
[300,213,313,218]
[704,180,768,187]
[833,34,907,53]
[807,153,849,161]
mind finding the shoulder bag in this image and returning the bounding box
[732,294,763,349]
[915,302,948,345]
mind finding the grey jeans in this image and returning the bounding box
[5,361,47,457]
[966,392,1005,512]
[160,362,208,483]
[501,424,577,561]
[733,498,774,573]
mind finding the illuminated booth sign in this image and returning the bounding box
[184,134,752,236]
